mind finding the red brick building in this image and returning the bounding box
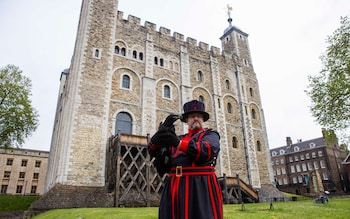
[270,133,349,196]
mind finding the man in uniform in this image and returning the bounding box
[149,100,223,219]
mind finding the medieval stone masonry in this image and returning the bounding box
[45,0,273,200]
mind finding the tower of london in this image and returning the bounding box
[40,0,275,208]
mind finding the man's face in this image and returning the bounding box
[186,113,204,130]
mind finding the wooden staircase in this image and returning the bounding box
[218,174,259,203]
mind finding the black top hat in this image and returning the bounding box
[181,100,209,122]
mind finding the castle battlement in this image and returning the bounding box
[43,1,273,210]
[118,11,225,55]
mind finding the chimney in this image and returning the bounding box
[286,137,292,147]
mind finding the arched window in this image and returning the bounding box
[114,46,120,54]
[257,141,261,151]
[120,48,126,56]
[160,58,164,67]
[139,52,143,60]
[94,49,100,58]
[251,109,256,119]
[198,95,204,102]
[122,75,130,89]
[249,88,253,97]
[197,71,203,81]
[132,50,137,59]
[154,57,158,65]
[227,103,232,113]
[225,80,230,90]
[115,112,132,134]
[163,85,170,98]
[232,137,238,148]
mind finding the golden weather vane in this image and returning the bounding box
[227,4,233,19]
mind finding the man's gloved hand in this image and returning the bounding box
[151,129,178,148]
[163,114,180,127]
[167,130,180,148]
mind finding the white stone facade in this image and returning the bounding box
[46,0,273,192]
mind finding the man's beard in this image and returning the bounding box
[190,121,201,130]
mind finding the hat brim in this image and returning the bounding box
[181,111,209,122]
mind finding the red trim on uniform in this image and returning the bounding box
[212,175,223,218]
[204,141,211,161]
[171,176,181,219]
[149,142,158,150]
[207,175,218,219]
[185,175,189,219]
[178,139,189,152]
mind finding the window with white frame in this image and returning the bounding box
[276,168,281,175]
[115,112,132,134]
[320,160,326,169]
[294,146,300,152]
[283,178,288,185]
[312,152,316,158]
[280,159,284,164]
[122,74,130,89]
[323,172,329,180]
[296,164,301,172]
[318,151,323,157]
[298,175,303,183]
[290,165,295,173]
[314,161,319,169]
[281,167,286,174]
[289,157,293,162]
[307,162,313,170]
[300,154,305,160]
[278,179,283,186]
[302,163,307,172]
[292,177,297,184]
[163,85,171,98]
[295,155,299,161]
[306,153,310,159]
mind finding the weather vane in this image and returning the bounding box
[226,4,233,26]
[227,4,233,19]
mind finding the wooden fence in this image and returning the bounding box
[106,133,166,207]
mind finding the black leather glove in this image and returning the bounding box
[163,114,180,127]
[167,131,180,147]
[151,129,179,148]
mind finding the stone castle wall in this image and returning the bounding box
[46,0,273,196]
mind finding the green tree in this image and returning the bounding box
[0,64,39,149]
[306,15,350,133]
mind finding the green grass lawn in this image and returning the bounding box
[33,198,350,219]
[0,195,40,211]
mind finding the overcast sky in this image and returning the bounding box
[1,0,349,151]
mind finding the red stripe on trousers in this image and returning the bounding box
[207,175,218,219]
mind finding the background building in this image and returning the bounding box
[0,148,49,195]
[29,0,276,209]
[270,130,349,196]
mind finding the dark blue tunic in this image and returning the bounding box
[150,128,223,219]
